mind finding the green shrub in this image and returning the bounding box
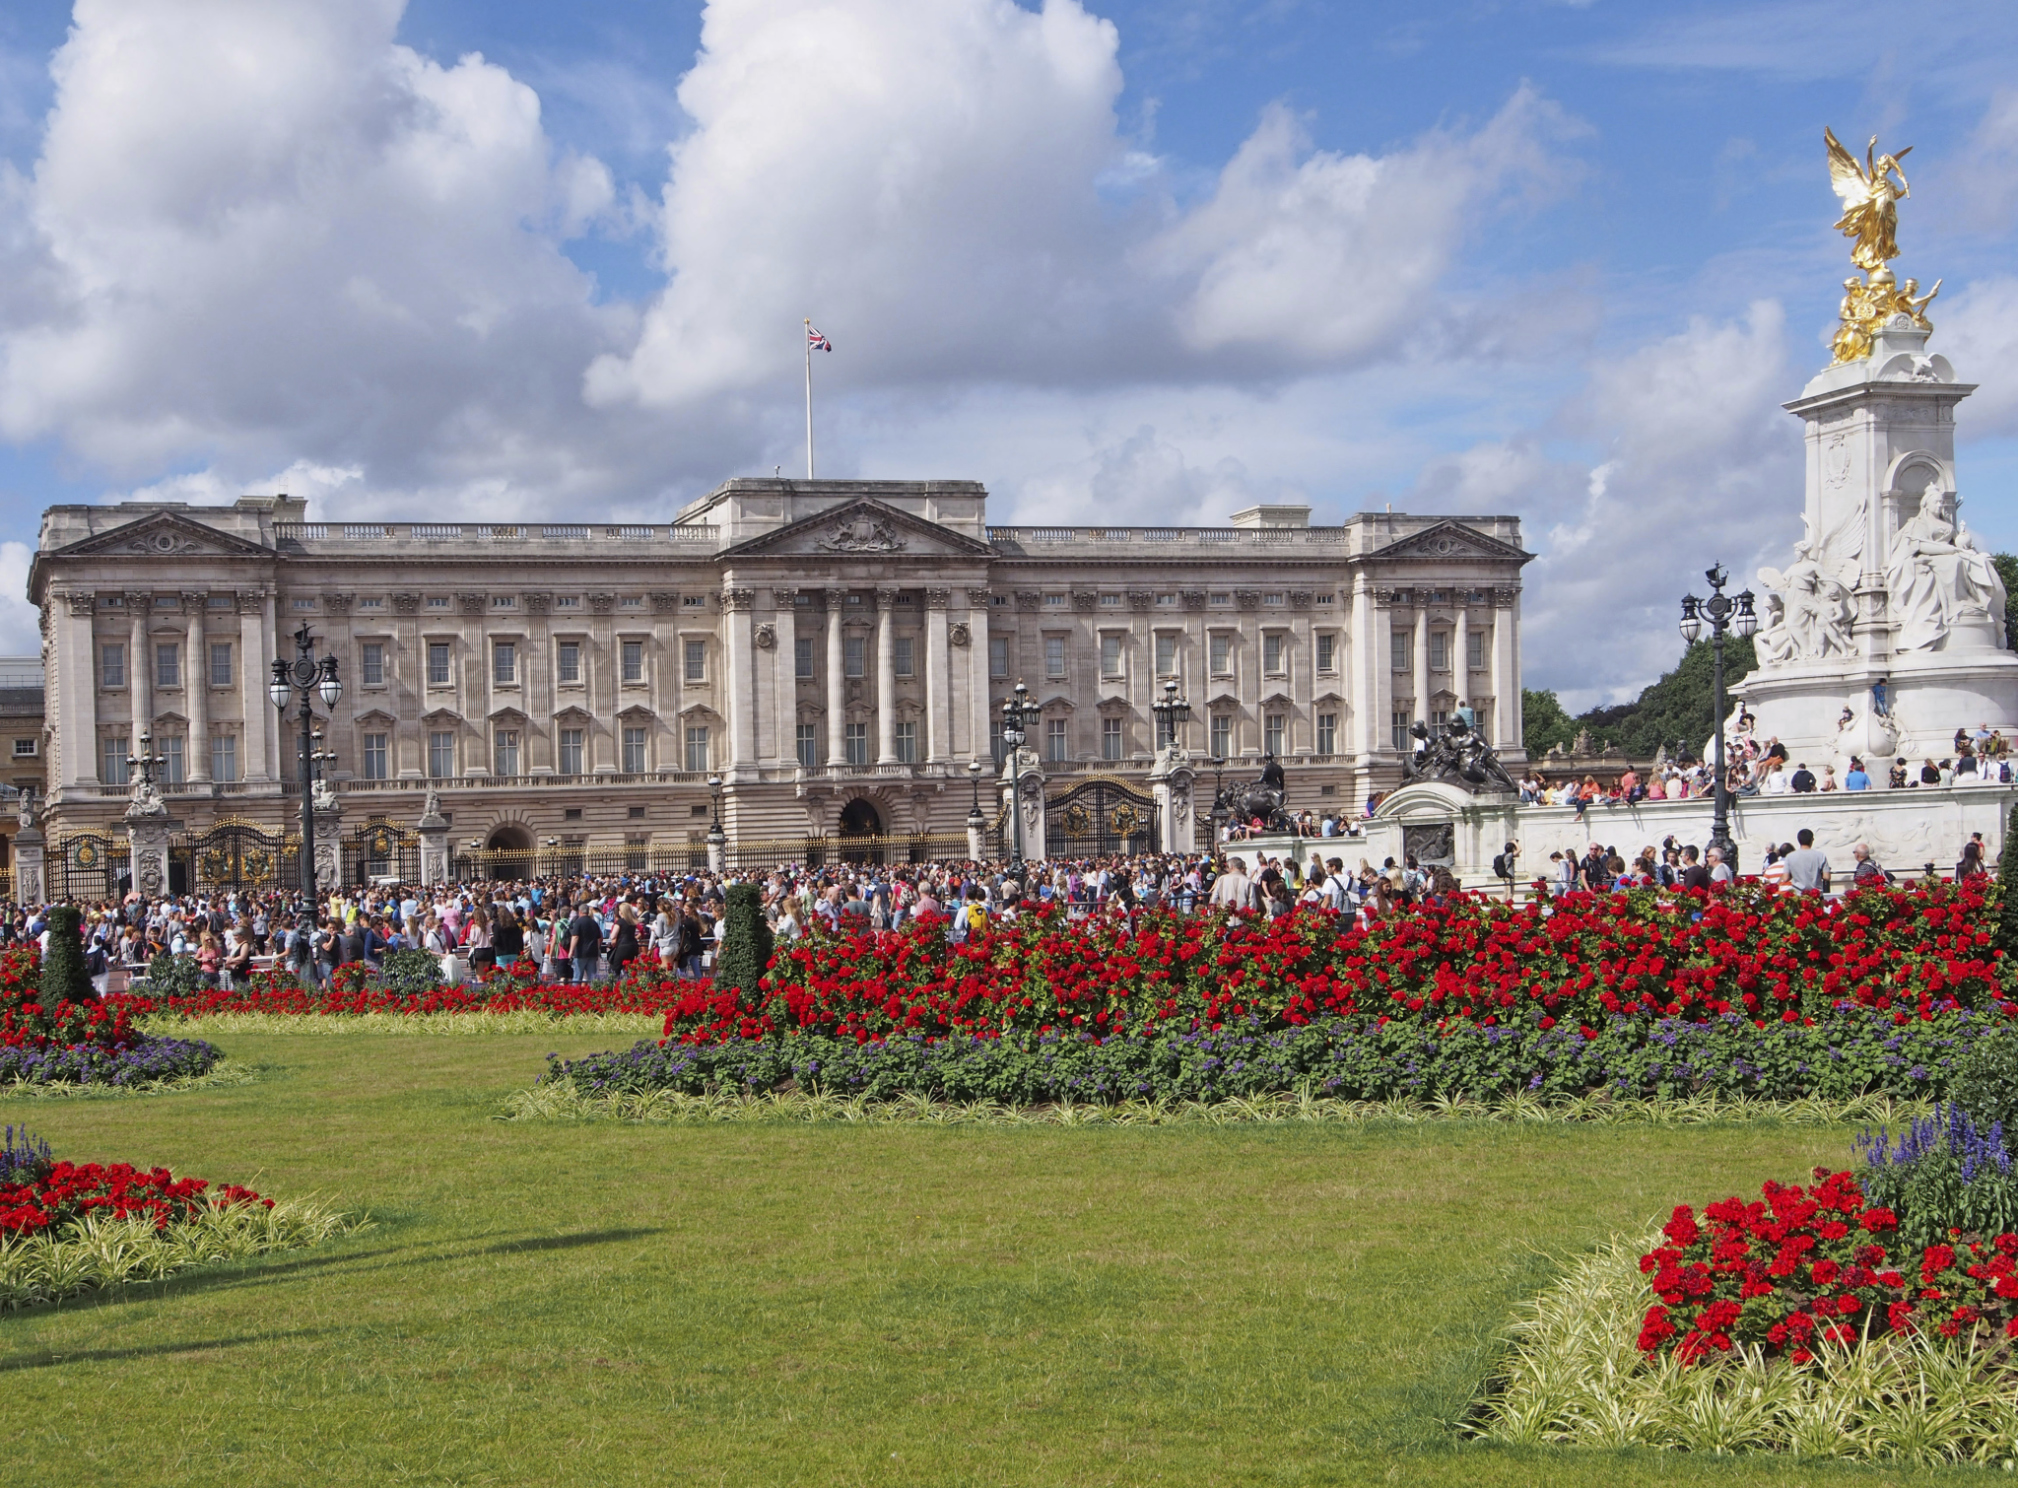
[2001,801,2018,975]
[1950,1022,2018,1132]
[379,948,444,998]
[713,883,773,999]
[37,906,91,1008]
[144,953,202,998]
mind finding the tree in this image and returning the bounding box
[1522,689,1578,758]
[38,905,92,1008]
[1999,802,2018,975]
[713,882,774,999]
[1993,553,2018,649]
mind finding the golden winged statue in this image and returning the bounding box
[1825,127,1911,270]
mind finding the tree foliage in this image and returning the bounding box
[38,906,93,1008]
[1993,553,2018,650]
[713,882,773,999]
[1526,638,1759,762]
[1522,689,1578,758]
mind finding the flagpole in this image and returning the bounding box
[803,319,815,480]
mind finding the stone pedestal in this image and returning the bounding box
[313,804,342,891]
[999,748,1045,863]
[125,814,180,900]
[965,809,987,863]
[1147,746,1197,855]
[14,826,44,906]
[707,827,725,875]
[417,810,449,886]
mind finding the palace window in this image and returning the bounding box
[989,636,1009,679]
[1263,634,1285,675]
[1101,717,1121,760]
[685,639,707,683]
[427,643,452,686]
[209,643,233,687]
[1316,713,1337,758]
[796,723,817,768]
[155,642,180,690]
[558,728,583,775]
[428,731,456,778]
[844,721,868,767]
[894,636,914,678]
[1100,593,1122,608]
[1391,711,1411,751]
[361,733,386,781]
[843,636,866,678]
[1209,633,1232,676]
[360,643,385,687]
[1099,635,1122,677]
[103,736,130,785]
[493,642,517,685]
[12,738,35,758]
[685,726,711,772]
[557,641,581,684]
[100,643,125,688]
[1045,718,1067,762]
[1044,637,1066,678]
[210,733,239,782]
[1154,633,1176,676]
[1467,628,1485,671]
[1210,713,1231,758]
[1429,630,1448,672]
[1391,630,1410,671]
[621,640,645,684]
[493,728,520,776]
[1264,714,1284,757]
[622,725,648,773]
[795,638,814,679]
[894,720,916,764]
[161,735,185,784]
[1316,634,1336,674]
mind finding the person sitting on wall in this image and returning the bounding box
[1844,757,1870,791]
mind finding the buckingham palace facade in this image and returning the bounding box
[26,478,1530,872]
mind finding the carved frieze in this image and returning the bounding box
[924,588,951,610]
[721,589,755,613]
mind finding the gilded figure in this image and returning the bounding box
[1825,127,1912,271]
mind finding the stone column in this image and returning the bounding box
[14,825,44,906]
[1452,600,1470,715]
[875,588,899,764]
[184,598,211,782]
[126,594,151,746]
[238,592,271,782]
[825,588,847,767]
[1495,590,1522,751]
[52,593,98,786]
[262,588,282,781]
[1351,576,1378,758]
[967,588,992,763]
[1000,748,1045,865]
[924,589,950,762]
[723,587,755,770]
[1412,607,1430,722]
[773,590,798,768]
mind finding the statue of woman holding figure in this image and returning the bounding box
[1885,485,2007,651]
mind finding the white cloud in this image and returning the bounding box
[1937,276,2018,435]
[0,542,36,654]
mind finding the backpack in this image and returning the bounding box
[1491,853,1508,880]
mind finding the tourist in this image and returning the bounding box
[567,902,603,983]
[1210,855,1256,913]
[1818,765,1838,792]
[1492,840,1519,896]
[1844,758,1870,791]
[1851,842,1889,888]
[1705,846,1733,886]
[1958,837,1989,881]
[1759,845,1793,893]
[1789,762,1817,793]
[1784,829,1830,893]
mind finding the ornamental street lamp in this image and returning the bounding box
[125,731,166,790]
[966,758,985,850]
[1678,564,1758,876]
[1150,678,1192,750]
[1207,754,1227,848]
[269,621,342,897]
[706,773,725,871]
[1000,681,1031,870]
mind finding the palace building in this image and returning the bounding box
[27,478,1529,884]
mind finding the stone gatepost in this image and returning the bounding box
[999,748,1046,865]
[313,803,342,891]
[1148,745,1197,855]
[417,795,450,885]
[125,813,179,900]
[14,826,44,905]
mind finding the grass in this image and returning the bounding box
[0,1032,1989,1486]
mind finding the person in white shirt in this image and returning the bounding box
[1321,858,1350,911]
[1707,846,1734,884]
[1209,857,1256,913]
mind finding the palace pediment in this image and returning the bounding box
[720,498,994,562]
[50,510,272,561]
[1371,521,1530,564]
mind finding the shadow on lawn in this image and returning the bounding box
[1,1327,334,1371]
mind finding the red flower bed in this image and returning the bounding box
[1638,1169,2018,1363]
[0,944,147,1053]
[670,879,2004,1045]
[149,959,695,1019]
[0,1160,271,1236]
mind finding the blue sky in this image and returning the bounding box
[3,0,2017,705]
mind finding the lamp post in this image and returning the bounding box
[125,731,166,792]
[706,773,725,872]
[1207,754,1227,850]
[269,621,342,897]
[1679,564,1758,875]
[966,758,985,854]
[1000,681,1031,870]
[1150,678,1191,751]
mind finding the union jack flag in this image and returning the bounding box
[806,322,833,352]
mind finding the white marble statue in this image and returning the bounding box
[126,774,168,818]
[1757,541,1854,663]
[1885,485,2007,652]
[311,775,339,813]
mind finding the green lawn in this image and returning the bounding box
[0,1035,1978,1486]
